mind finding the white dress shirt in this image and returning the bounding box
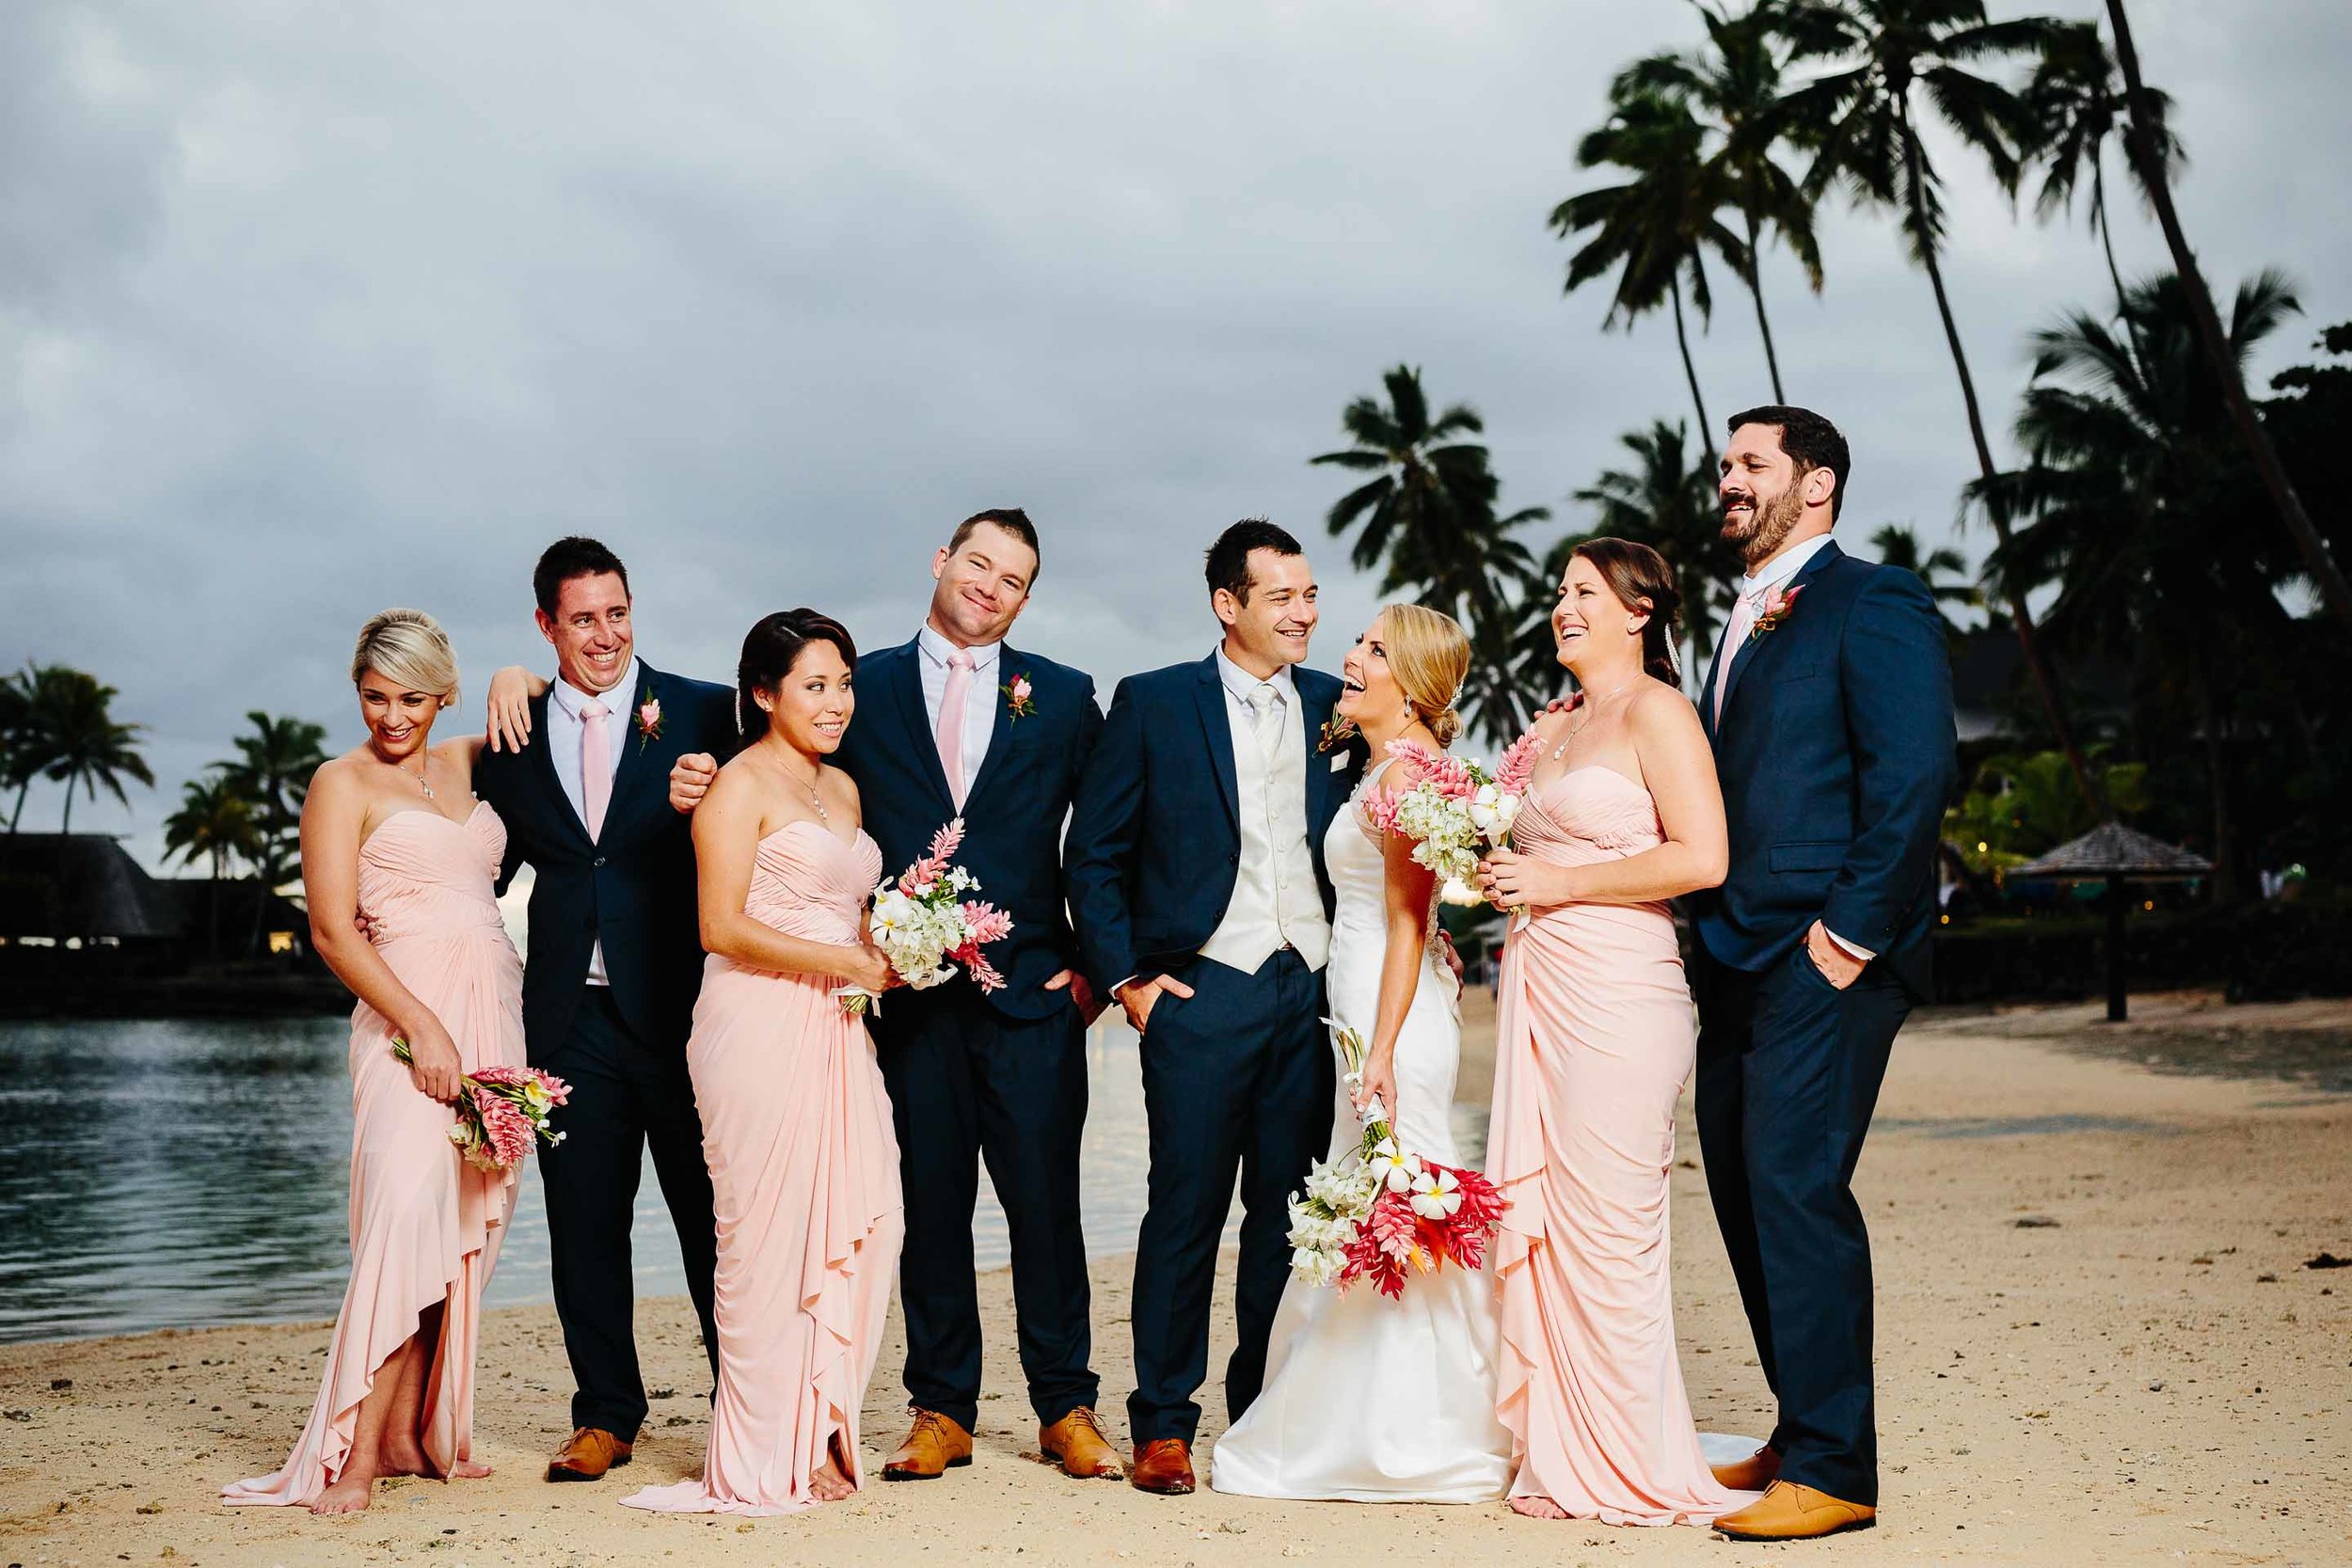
[1198,648,1331,974]
[1715,534,1874,965]
[916,625,1001,800]
[547,657,638,986]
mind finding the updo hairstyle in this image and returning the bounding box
[351,609,459,708]
[1377,602,1471,748]
[735,609,859,736]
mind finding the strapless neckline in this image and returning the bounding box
[760,818,874,855]
[362,799,490,856]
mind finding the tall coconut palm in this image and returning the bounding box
[1619,1,1823,401]
[220,710,329,886]
[2021,20,2181,318]
[1777,0,2099,811]
[1972,269,2303,902]
[30,667,153,832]
[2102,0,2352,641]
[1312,365,1548,737]
[1565,420,1744,675]
[1551,86,1749,438]
[0,666,37,832]
[164,771,263,959]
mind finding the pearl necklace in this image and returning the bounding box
[1549,678,1635,763]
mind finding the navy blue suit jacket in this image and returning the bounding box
[1064,655,1358,996]
[1690,541,1958,999]
[834,638,1103,1022]
[473,662,737,1060]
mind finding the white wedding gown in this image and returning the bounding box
[1209,766,1514,1502]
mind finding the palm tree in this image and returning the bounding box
[1778,0,2100,813]
[0,667,36,832]
[1561,420,1743,676]
[2102,0,2352,641]
[1868,523,1978,626]
[1972,269,2304,903]
[1551,85,1748,438]
[164,771,263,959]
[30,667,153,832]
[220,710,329,886]
[1619,1,1823,401]
[1312,365,1548,738]
[2020,21,2181,318]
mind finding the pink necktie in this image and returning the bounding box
[1713,589,1765,726]
[580,701,612,839]
[936,652,975,808]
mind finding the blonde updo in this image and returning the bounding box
[352,609,460,709]
[1376,603,1470,748]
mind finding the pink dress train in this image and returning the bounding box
[225,801,524,1507]
[622,820,903,1517]
[1486,768,1755,1526]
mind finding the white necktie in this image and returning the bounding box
[1245,683,1282,764]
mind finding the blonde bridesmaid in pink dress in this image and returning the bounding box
[226,610,525,1515]
[623,609,905,1517]
[1477,542,1755,1527]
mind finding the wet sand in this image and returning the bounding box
[3,992,2346,1565]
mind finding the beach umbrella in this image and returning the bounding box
[2010,822,2213,1022]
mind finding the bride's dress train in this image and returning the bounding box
[1208,765,1512,1503]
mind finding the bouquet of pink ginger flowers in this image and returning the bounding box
[391,1039,570,1173]
[838,817,1014,1014]
[1359,732,1543,907]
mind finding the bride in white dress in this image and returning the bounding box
[1210,604,1513,1503]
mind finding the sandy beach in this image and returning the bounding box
[4,991,2345,1566]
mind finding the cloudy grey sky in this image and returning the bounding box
[6,0,2346,863]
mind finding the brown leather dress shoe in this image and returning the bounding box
[1039,1407,1124,1480]
[1709,1442,1781,1492]
[1129,1438,1194,1495]
[1712,1481,1877,1541]
[882,1407,974,1481]
[545,1427,633,1482]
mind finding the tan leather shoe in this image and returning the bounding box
[1712,1481,1877,1540]
[545,1427,633,1482]
[1039,1407,1124,1480]
[882,1407,974,1481]
[1709,1442,1782,1492]
[1129,1438,1194,1496]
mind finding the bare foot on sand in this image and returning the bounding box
[811,1437,857,1502]
[448,1459,493,1480]
[379,1437,432,1478]
[1509,1495,1569,1520]
[309,1469,375,1515]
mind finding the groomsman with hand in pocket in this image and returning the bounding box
[670,510,1119,1482]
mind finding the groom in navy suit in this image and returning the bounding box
[1065,519,1358,1495]
[470,537,737,1483]
[1689,409,1956,1541]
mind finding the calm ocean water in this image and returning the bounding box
[0,1014,1489,1345]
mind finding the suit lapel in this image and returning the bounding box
[1297,676,1336,828]
[962,648,1021,809]
[888,641,959,811]
[526,689,594,846]
[1194,656,1239,829]
[1719,539,1843,722]
[601,665,661,833]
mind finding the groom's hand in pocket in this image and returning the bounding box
[1045,969,1106,1027]
[1804,919,1866,990]
[1116,974,1194,1036]
[669,752,720,814]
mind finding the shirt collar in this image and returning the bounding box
[1739,533,1835,599]
[1214,646,1298,706]
[917,624,1001,673]
[551,656,641,721]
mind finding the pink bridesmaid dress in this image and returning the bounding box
[225,800,525,1507]
[1486,767,1754,1526]
[622,820,903,1516]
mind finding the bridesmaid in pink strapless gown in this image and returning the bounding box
[1486,763,1753,1526]
[225,799,526,1509]
[622,816,903,1516]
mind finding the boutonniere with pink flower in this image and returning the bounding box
[1747,584,1804,643]
[1316,713,1359,755]
[635,690,664,751]
[1003,674,1036,721]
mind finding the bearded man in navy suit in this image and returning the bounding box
[1689,408,1956,1542]
[668,510,1119,1483]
